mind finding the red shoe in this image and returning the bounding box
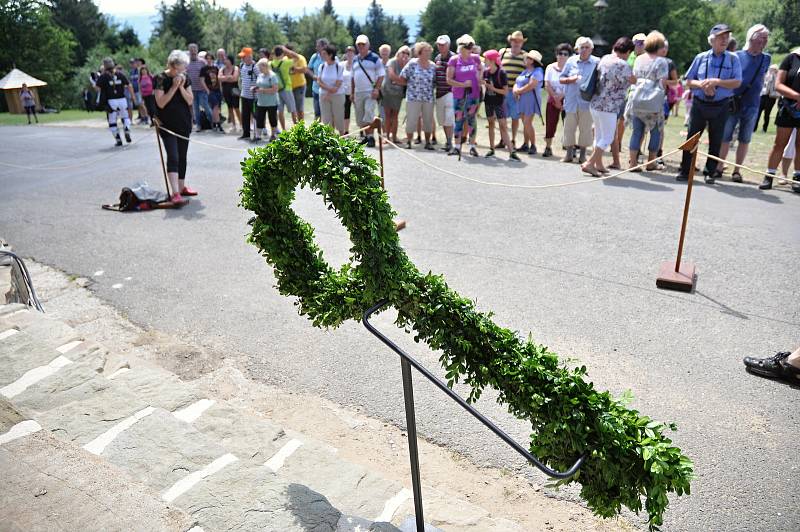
[180,186,198,196]
[170,193,188,206]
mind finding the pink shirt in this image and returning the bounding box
[448,53,482,99]
[140,74,154,97]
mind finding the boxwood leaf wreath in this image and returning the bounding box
[240,122,693,529]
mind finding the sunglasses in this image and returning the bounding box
[558,51,570,56]
[462,43,474,49]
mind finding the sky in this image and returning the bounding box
[98,0,427,42]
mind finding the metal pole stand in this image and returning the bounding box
[657,132,702,292]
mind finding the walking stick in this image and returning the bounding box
[153,119,171,196]
[371,116,406,231]
[656,131,702,292]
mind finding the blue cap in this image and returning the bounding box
[709,24,732,38]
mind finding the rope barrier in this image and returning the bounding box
[382,138,687,190]
[0,128,155,171]
[658,148,796,186]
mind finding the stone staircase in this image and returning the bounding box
[0,303,529,532]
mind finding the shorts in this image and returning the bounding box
[503,91,521,120]
[133,91,143,107]
[775,101,800,129]
[208,90,223,108]
[485,97,507,119]
[278,89,296,113]
[723,106,758,143]
[107,97,128,113]
[292,86,306,114]
[354,91,378,126]
[382,91,403,111]
[435,93,454,127]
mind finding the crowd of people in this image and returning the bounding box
[91,23,800,202]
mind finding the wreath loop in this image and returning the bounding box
[240,122,693,529]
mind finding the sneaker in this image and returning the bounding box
[366,136,376,148]
[114,135,123,147]
[448,147,461,160]
[170,193,187,205]
[759,175,774,190]
[528,145,537,156]
[515,143,529,153]
[424,142,434,151]
[180,186,198,196]
[217,123,226,134]
[124,130,132,143]
[542,147,552,158]
[469,146,479,157]
[509,152,521,162]
[485,149,495,158]
[743,351,800,382]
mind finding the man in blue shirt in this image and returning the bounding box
[678,24,742,183]
[559,36,600,163]
[307,38,328,120]
[717,24,770,182]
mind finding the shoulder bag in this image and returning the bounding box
[630,58,666,114]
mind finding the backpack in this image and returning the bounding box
[579,62,600,101]
[102,182,169,212]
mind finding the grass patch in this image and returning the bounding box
[0,109,99,126]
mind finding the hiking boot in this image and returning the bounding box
[561,146,575,163]
[124,129,132,143]
[114,135,123,147]
[543,146,552,157]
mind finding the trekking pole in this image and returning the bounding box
[153,119,171,196]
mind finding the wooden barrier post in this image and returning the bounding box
[656,132,702,292]
[372,116,407,232]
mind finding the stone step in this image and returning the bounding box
[0,407,195,531]
[101,364,201,412]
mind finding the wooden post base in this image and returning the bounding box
[656,261,696,292]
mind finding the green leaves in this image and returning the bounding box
[240,122,693,530]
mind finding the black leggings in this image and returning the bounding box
[159,130,189,180]
[256,105,277,129]
[756,95,777,132]
[25,105,37,119]
[241,97,254,136]
[143,94,156,120]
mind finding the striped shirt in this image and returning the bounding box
[186,58,205,90]
[499,48,527,87]
[434,51,454,98]
[239,61,258,99]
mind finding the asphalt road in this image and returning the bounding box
[1,124,798,531]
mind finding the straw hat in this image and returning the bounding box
[526,50,543,64]
[507,31,527,43]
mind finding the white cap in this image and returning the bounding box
[355,34,369,45]
[436,35,451,45]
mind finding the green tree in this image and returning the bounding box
[49,0,111,65]
[384,15,409,49]
[489,0,578,57]
[322,0,336,18]
[346,15,362,39]
[0,0,76,108]
[362,0,387,46]
[293,11,351,58]
[201,3,239,53]
[419,0,484,44]
[471,18,498,50]
[777,0,800,47]
[239,3,285,49]
[153,0,203,44]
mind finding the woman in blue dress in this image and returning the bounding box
[512,50,545,155]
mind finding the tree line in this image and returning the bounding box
[1,0,798,111]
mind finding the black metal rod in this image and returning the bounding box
[0,250,44,312]
[400,358,425,532]
[363,299,585,480]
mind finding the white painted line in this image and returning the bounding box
[187,527,204,532]
[264,438,303,472]
[83,406,156,455]
[0,329,19,341]
[7,309,30,318]
[0,356,73,399]
[0,420,42,445]
[94,270,104,276]
[173,399,215,424]
[106,367,130,380]
[56,340,82,354]
[111,283,123,289]
[161,453,238,503]
[374,488,413,522]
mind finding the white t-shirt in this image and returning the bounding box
[340,61,352,93]
[318,61,345,95]
[544,63,565,96]
[352,51,386,93]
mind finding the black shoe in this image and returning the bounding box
[414,137,422,144]
[359,136,369,145]
[442,143,452,152]
[792,175,800,193]
[431,138,437,145]
[542,147,552,158]
[528,145,537,156]
[744,351,800,382]
[758,175,774,190]
[509,152,521,162]
[114,135,123,147]
[124,130,132,143]
[237,135,250,141]
[448,147,461,160]
[676,172,688,181]
[469,146,479,157]
[366,136,376,148]
[424,142,434,151]
[515,143,529,153]
[405,140,412,149]
[494,140,505,149]
[485,149,495,158]
[705,170,721,184]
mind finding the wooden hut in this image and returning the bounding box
[0,69,47,114]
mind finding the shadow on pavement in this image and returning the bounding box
[602,175,674,192]
[162,199,206,220]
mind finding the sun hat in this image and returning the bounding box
[237,47,253,57]
[507,30,527,43]
[356,34,370,45]
[436,35,451,46]
[709,24,732,38]
[632,33,647,43]
[456,34,475,46]
[526,50,543,64]
[484,49,501,66]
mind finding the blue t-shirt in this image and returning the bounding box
[733,50,770,109]
[129,68,139,92]
[309,52,323,94]
[685,50,743,102]
[560,55,599,112]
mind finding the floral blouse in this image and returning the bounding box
[590,54,632,114]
